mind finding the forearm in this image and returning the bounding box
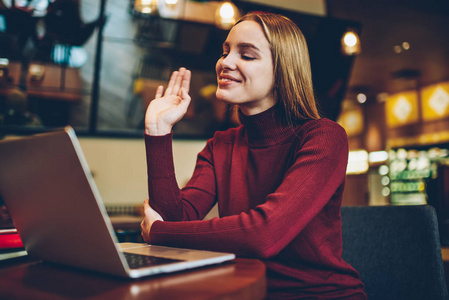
[145,132,183,221]
[149,179,343,259]
[150,169,346,259]
[144,133,217,221]
[149,210,270,258]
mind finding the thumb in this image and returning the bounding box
[143,199,152,212]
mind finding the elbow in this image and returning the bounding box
[242,215,285,259]
[252,250,272,260]
[247,237,282,259]
[253,245,280,259]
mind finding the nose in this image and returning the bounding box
[220,53,236,70]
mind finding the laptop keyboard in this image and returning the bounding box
[123,252,184,269]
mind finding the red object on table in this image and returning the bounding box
[0,230,24,249]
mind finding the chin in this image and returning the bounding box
[216,90,245,106]
[215,90,231,103]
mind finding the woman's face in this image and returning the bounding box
[215,20,276,116]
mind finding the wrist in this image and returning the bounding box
[145,123,172,136]
[149,219,163,239]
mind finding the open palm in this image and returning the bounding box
[144,68,192,136]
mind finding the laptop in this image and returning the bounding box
[0,126,235,278]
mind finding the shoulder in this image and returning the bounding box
[208,125,245,145]
[301,118,346,134]
[199,126,244,159]
[299,118,348,142]
[294,118,348,158]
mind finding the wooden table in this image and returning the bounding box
[0,61,22,96]
[26,62,83,103]
[0,61,83,103]
[0,257,266,300]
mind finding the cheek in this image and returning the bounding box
[258,64,275,87]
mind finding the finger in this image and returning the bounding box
[143,199,150,210]
[164,71,178,96]
[155,86,163,99]
[172,68,185,96]
[140,225,149,243]
[180,87,191,106]
[180,69,191,95]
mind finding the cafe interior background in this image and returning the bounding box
[1,0,449,242]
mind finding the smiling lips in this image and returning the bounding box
[218,74,241,86]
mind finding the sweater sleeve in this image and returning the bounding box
[149,122,349,259]
[145,132,217,222]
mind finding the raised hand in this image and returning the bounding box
[144,67,192,136]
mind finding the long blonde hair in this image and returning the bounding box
[235,12,320,124]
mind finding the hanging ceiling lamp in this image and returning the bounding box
[134,0,159,15]
[341,29,361,55]
[158,0,184,18]
[164,0,178,8]
[215,1,240,30]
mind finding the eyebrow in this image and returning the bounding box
[222,42,261,52]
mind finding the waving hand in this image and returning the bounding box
[144,68,192,136]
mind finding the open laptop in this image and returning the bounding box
[0,126,235,278]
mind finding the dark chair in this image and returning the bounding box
[35,0,105,67]
[341,205,449,300]
[0,0,38,59]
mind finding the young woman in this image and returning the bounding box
[141,12,367,299]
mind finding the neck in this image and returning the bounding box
[239,103,294,146]
[238,99,276,116]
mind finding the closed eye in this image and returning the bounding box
[241,55,255,61]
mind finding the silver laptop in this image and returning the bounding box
[0,127,235,278]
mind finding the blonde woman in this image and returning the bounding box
[141,12,366,299]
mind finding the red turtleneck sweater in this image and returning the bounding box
[145,107,366,299]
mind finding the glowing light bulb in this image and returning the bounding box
[357,93,367,104]
[382,187,390,197]
[220,2,235,20]
[341,29,361,55]
[135,0,158,14]
[379,165,389,176]
[402,41,410,50]
[215,2,240,30]
[343,32,358,47]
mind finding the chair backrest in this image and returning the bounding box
[341,205,449,300]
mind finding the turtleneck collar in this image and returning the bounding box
[239,104,295,147]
